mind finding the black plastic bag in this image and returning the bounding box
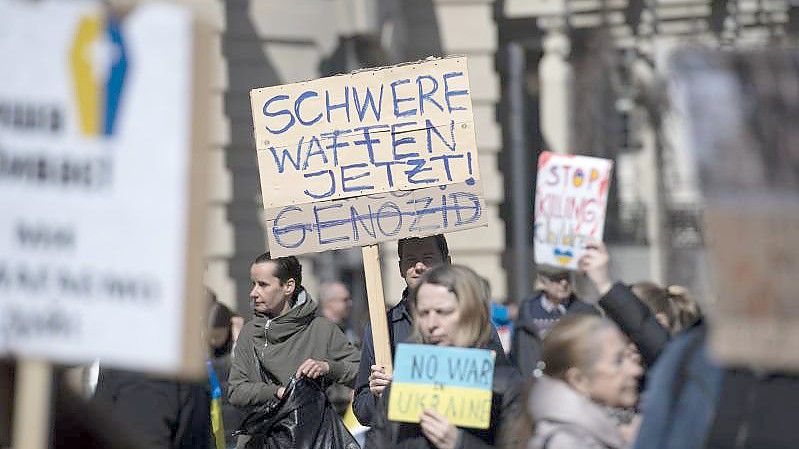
[238,377,360,449]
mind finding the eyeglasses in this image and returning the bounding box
[542,273,570,283]
[401,255,442,268]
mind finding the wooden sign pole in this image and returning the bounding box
[13,359,52,449]
[362,244,393,375]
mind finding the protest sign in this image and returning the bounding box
[250,57,480,209]
[251,57,487,256]
[250,57,486,373]
[388,343,495,429]
[265,180,486,256]
[670,48,799,371]
[533,152,613,270]
[0,1,207,376]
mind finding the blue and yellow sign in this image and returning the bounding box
[388,344,495,429]
[69,13,128,137]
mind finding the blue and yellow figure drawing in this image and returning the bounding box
[70,13,128,137]
[553,247,574,266]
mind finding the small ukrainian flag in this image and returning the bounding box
[207,361,226,449]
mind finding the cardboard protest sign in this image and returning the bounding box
[250,57,479,208]
[533,152,613,269]
[670,48,799,371]
[0,1,207,376]
[265,180,486,256]
[251,57,486,256]
[388,343,495,429]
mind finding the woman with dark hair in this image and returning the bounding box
[227,253,359,449]
[373,264,522,449]
[527,314,643,449]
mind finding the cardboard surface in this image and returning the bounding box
[251,57,480,208]
[533,152,613,269]
[670,48,799,371]
[265,180,487,256]
[252,59,487,378]
[388,344,495,429]
[0,1,205,376]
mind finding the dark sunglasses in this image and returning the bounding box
[542,273,570,283]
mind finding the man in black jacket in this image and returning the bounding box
[352,235,451,429]
[510,264,598,377]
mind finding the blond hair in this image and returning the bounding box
[632,282,701,334]
[541,314,617,379]
[408,264,492,348]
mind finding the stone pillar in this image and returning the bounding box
[539,27,573,154]
[631,53,666,284]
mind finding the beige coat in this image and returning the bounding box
[527,376,628,449]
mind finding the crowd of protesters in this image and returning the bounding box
[9,232,795,449]
[209,234,712,449]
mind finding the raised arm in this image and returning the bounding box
[580,241,670,366]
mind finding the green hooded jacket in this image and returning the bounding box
[228,288,359,407]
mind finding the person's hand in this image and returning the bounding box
[369,365,392,397]
[578,241,614,296]
[420,409,460,449]
[276,386,286,399]
[296,359,330,379]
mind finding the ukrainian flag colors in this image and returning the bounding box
[207,361,226,449]
[388,382,493,429]
[69,13,128,137]
[388,344,495,429]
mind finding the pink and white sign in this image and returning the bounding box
[533,152,613,270]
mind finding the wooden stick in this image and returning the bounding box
[13,359,52,449]
[1,361,13,446]
[362,244,393,375]
[178,0,214,381]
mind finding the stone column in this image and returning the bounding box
[539,26,573,154]
[631,52,666,284]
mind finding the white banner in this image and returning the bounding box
[533,152,613,269]
[0,1,198,373]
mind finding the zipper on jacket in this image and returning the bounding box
[263,319,272,348]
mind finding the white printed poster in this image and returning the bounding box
[0,1,202,374]
[533,152,613,270]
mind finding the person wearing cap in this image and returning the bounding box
[510,264,598,377]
